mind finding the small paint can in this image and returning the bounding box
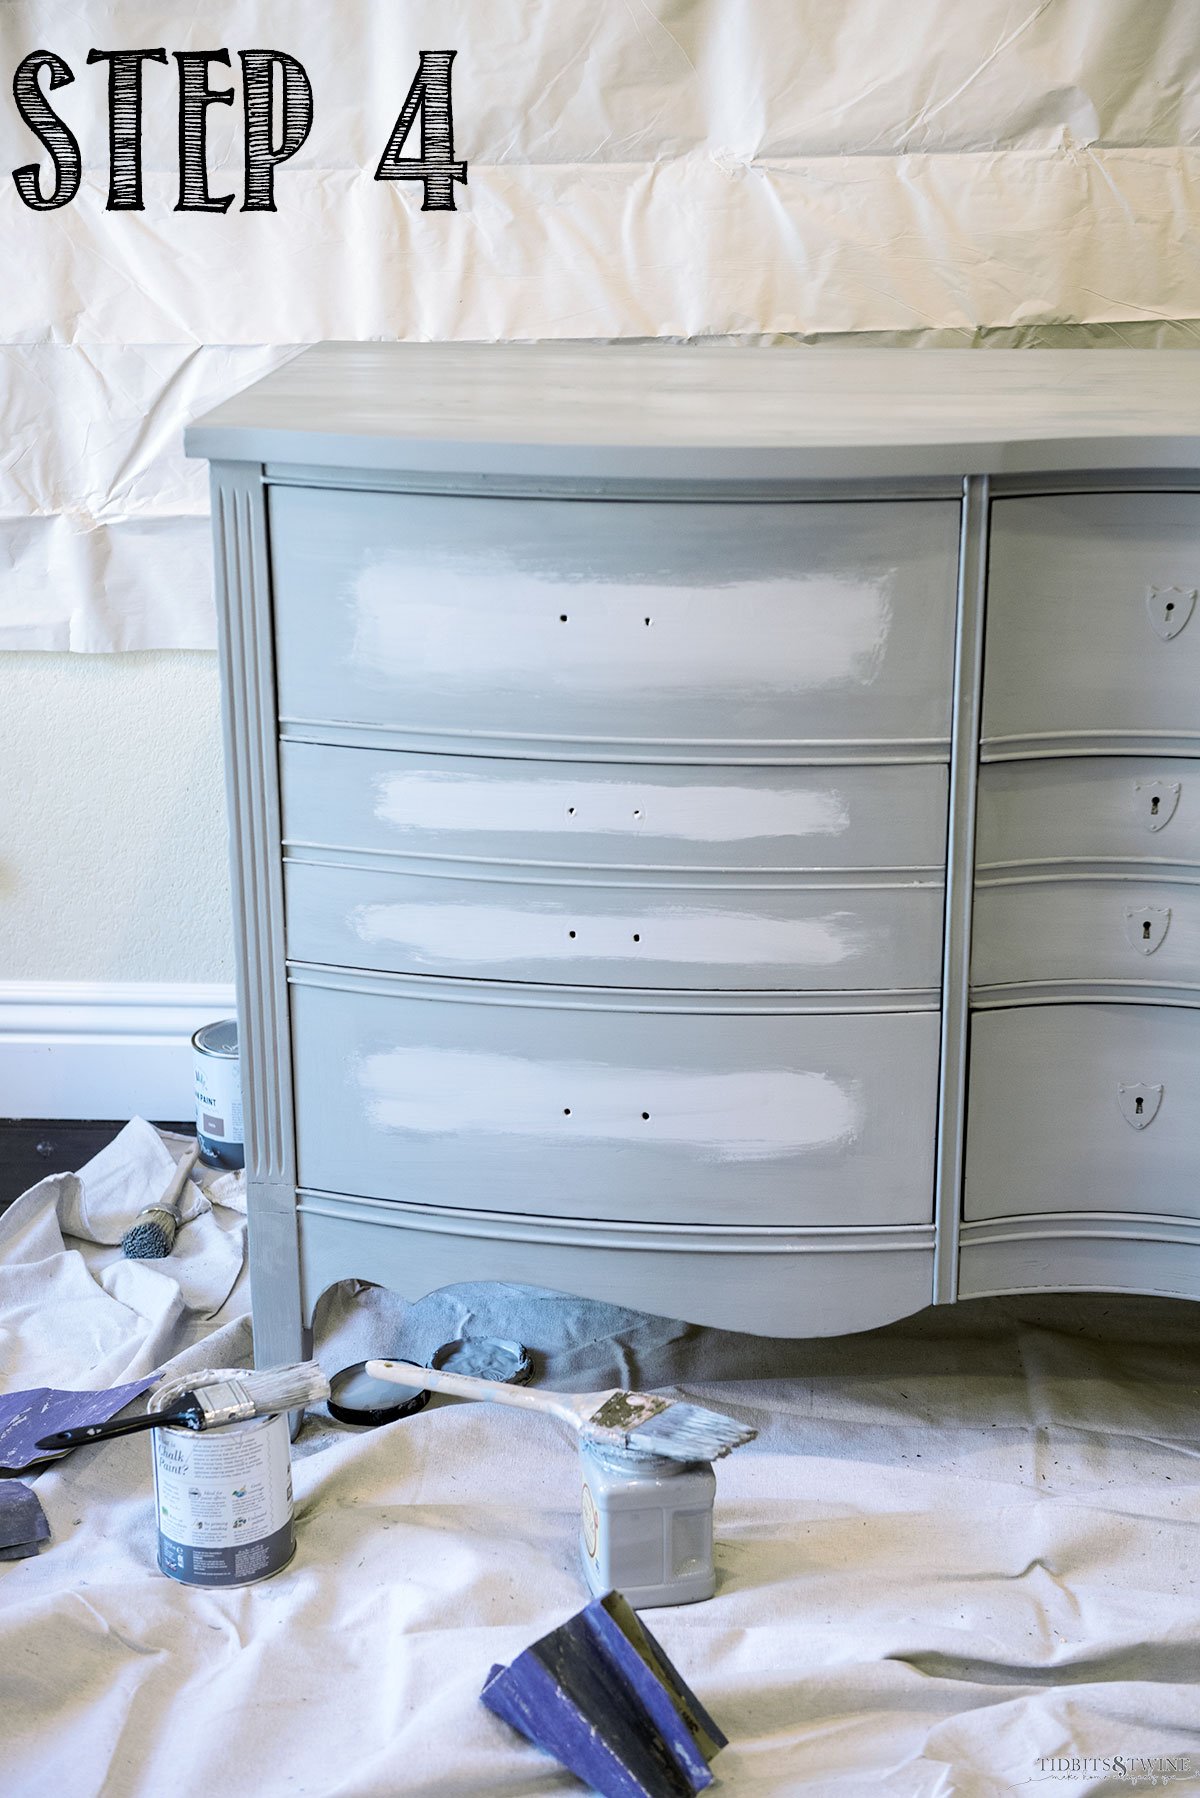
[193,1018,244,1169]
[150,1370,294,1587]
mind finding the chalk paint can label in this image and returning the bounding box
[581,1480,600,1563]
[153,1411,294,1587]
[192,1018,244,1170]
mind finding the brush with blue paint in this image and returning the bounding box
[366,1359,756,1461]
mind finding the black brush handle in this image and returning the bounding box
[37,1398,199,1451]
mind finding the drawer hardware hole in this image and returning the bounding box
[641,1111,650,1121]
[559,614,568,623]
[1151,797,1160,816]
[643,616,652,626]
[633,809,643,819]
[563,1108,571,1116]
[568,929,577,939]
[632,933,641,942]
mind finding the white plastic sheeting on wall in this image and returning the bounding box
[2,0,1200,649]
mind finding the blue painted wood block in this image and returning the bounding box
[481,1590,727,1798]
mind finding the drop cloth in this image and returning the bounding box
[2,1142,1199,1794]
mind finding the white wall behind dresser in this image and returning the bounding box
[0,653,234,1115]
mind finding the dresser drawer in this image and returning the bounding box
[270,490,961,757]
[290,975,939,1227]
[285,862,943,992]
[280,744,950,874]
[984,495,1200,755]
[965,1004,1200,1221]
[972,879,1200,993]
[976,759,1200,873]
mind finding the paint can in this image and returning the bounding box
[192,1017,244,1169]
[150,1369,294,1586]
[579,1439,716,1610]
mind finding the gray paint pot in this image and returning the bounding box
[193,1018,244,1170]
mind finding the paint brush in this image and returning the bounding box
[365,1360,756,1463]
[121,1141,200,1259]
[35,1361,330,1451]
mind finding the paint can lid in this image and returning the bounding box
[327,1361,431,1428]
[192,1018,238,1059]
[429,1338,533,1384]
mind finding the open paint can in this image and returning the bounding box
[193,1018,244,1169]
[150,1369,294,1586]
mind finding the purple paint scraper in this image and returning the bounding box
[0,1379,156,1471]
[481,1590,727,1798]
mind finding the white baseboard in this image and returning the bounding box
[0,981,237,1120]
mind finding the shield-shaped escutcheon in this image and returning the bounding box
[1145,585,1197,641]
[1123,905,1171,955]
[1132,778,1181,832]
[1117,1082,1164,1129]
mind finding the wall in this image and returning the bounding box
[0,652,232,983]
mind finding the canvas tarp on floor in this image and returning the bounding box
[1,1135,1198,1794]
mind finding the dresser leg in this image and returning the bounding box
[247,1182,306,1370]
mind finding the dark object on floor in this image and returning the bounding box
[121,1141,200,1259]
[481,1589,727,1798]
[0,1120,192,1214]
[0,1480,51,1559]
[326,1361,431,1427]
[37,1361,330,1452]
[0,1378,157,1471]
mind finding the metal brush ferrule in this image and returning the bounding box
[193,1380,256,1428]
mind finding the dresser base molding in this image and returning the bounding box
[959,1214,1200,1303]
[295,1193,936,1339]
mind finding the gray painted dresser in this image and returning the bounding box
[188,345,1200,1369]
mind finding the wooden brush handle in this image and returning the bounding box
[365,1359,583,1431]
[160,1140,200,1211]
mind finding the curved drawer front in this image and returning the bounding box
[280,744,950,874]
[271,490,961,756]
[972,878,1200,994]
[965,1004,1200,1221]
[976,759,1200,873]
[290,976,939,1227]
[285,862,944,992]
[984,495,1200,755]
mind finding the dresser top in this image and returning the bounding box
[187,343,1200,482]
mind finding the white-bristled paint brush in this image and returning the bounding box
[365,1359,756,1462]
[36,1361,330,1451]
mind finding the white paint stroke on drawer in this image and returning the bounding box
[290,982,939,1227]
[281,744,950,873]
[284,862,944,991]
[964,1004,1200,1222]
[359,1049,857,1159]
[985,494,1200,751]
[270,490,961,751]
[976,759,1200,873]
[973,878,1200,993]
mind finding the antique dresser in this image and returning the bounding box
[188,346,1200,1369]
